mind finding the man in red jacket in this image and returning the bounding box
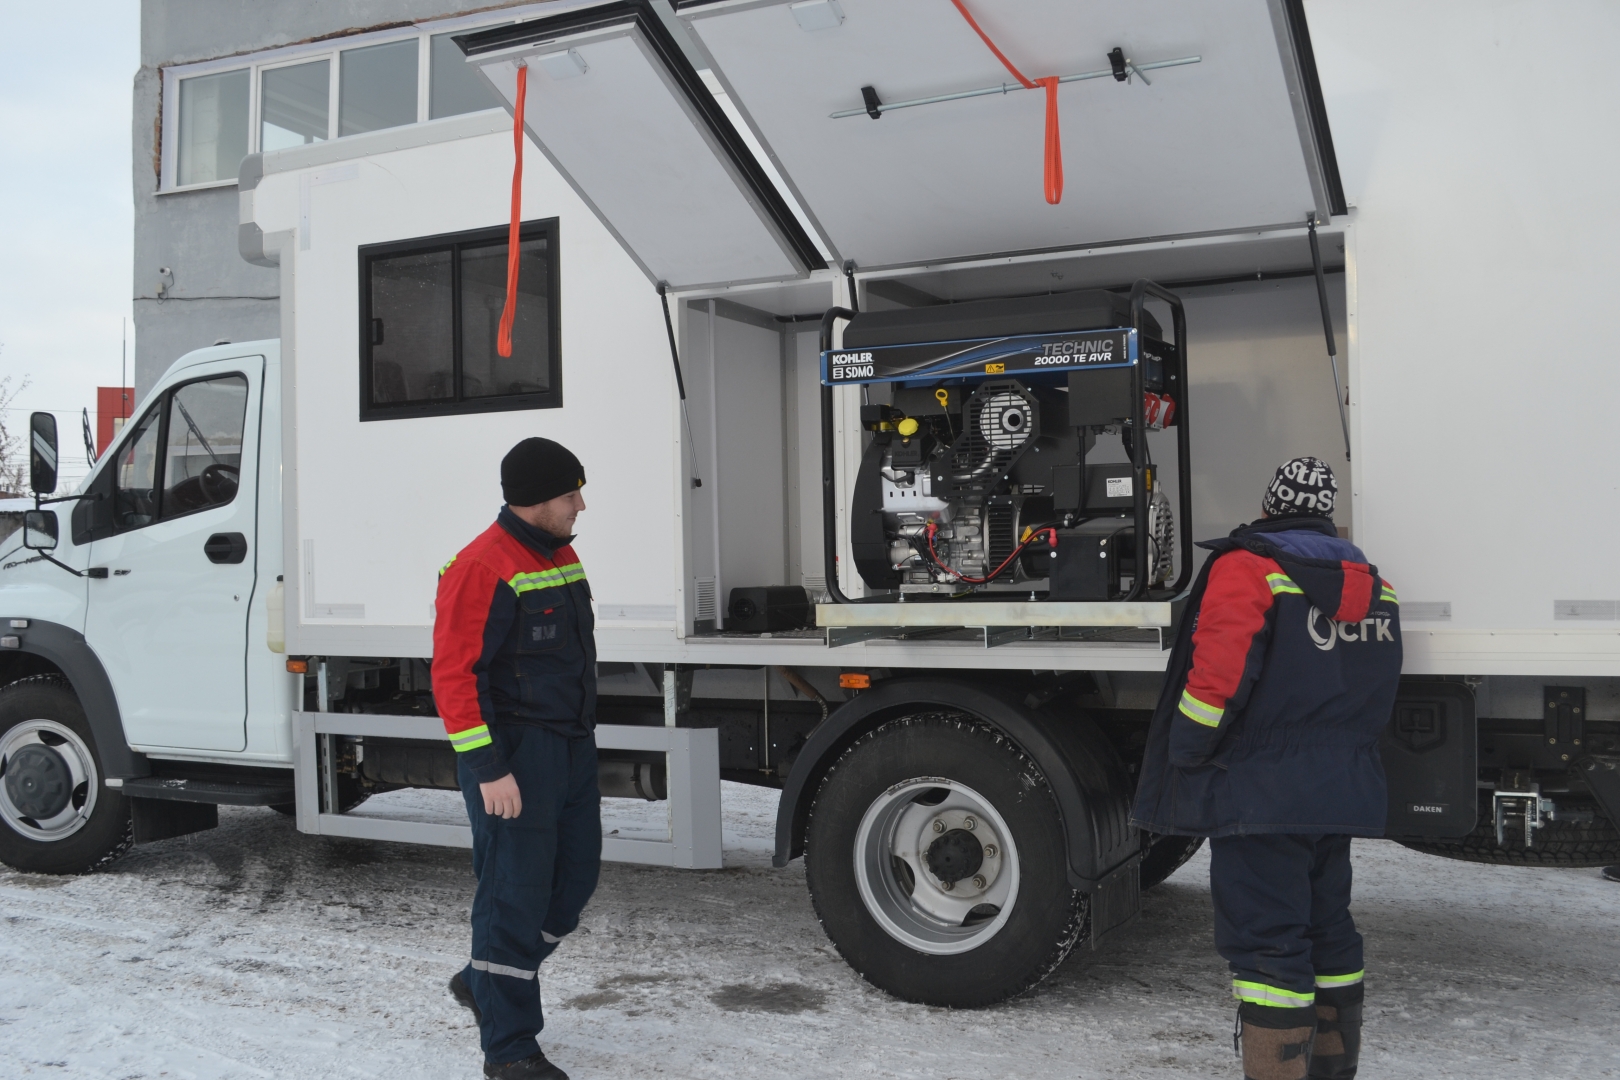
[435,438,599,1080]
[1132,457,1401,1080]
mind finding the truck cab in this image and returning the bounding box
[0,342,294,871]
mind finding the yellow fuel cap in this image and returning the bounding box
[897,417,920,437]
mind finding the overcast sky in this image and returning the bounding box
[0,1,140,488]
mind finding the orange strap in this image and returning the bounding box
[948,0,1063,205]
[497,63,527,359]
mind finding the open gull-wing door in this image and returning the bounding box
[674,0,1343,271]
[458,1,825,289]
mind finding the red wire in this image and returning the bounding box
[496,63,527,359]
[948,0,1064,205]
[926,523,1056,585]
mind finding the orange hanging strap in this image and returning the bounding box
[948,0,1064,205]
[1038,76,1062,204]
[497,62,527,359]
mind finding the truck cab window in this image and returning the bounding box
[161,375,248,518]
[112,406,162,529]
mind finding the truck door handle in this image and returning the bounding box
[204,532,249,565]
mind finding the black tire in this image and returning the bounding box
[1140,833,1205,890]
[805,713,1086,1008]
[0,676,133,874]
[1401,796,1620,867]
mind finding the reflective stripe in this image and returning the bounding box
[471,959,536,980]
[507,562,586,595]
[541,931,562,945]
[439,556,457,576]
[1315,969,1364,988]
[1178,690,1224,728]
[1266,572,1304,596]
[449,724,493,752]
[1233,979,1314,1007]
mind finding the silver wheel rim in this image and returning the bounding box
[853,777,1020,955]
[0,720,99,842]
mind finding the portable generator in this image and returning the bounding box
[819,281,1191,603]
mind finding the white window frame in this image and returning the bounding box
[158,3,574,194]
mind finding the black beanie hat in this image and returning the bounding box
[1262,456,1337,518]
[501,438,585,507]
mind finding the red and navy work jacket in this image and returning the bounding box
[433,506,596,783]
[1130,516,1402,838]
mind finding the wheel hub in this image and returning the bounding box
[0,719,99,842]
[4,743,72,820]
[853,778,1020,955]
[925,828,983,884]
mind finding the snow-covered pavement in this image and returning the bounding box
[2,783,1618,1079]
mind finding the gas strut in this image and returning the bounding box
[1308,214,1353,461]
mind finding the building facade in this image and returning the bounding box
[132,0,549,399]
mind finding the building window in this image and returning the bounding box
[430,29,506,119]
[176,69,249,186]
[162,13,517,192]
[360,220,560,421]
[340,39,419,136]
[261,59,331,150]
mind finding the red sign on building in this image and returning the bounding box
[97,387,133,455]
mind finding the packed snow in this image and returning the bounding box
[2,782,1618,1079]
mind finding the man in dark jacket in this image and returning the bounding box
[435,437,600,1080]
[1132,457,1401,1080]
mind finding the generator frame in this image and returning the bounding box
[813,280,1193,643]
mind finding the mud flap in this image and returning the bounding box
[1576,754,1620,830]
[1089,856,1142,949]
[130,797,218,844]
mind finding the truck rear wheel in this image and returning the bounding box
[1140,833,1204,890]
[804,713,1085,1007]
[0,676,132,874]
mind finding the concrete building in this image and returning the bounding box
[132,0,555,399]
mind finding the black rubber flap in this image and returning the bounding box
[843,290,1161,349]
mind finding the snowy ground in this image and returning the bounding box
[2,783,1618,1080]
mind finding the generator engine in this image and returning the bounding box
[828,288,1185,601]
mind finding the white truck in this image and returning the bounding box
[5,0,1620,1008]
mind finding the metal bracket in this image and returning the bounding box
[827,625,962,647]
[663,664,694,724]
[293,713,722,868]
[1544,685,1586,763]
[1493,773,1543,848]
[985,625,1061,648]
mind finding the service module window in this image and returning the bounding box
[359,219,561,420]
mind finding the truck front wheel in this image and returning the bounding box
[0,676,132,874]
[804,713,1085,1007]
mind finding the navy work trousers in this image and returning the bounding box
[1209,834,1364,1009]
[458,724,601,1064]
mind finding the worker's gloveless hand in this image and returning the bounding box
[480,773,522,819]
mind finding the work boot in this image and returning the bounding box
[1236,1002,1315,1080]
[1308,983,1364,1079]
[1602,865,1620,883]
[484,1050,569,1079]
[449,972,483,1025]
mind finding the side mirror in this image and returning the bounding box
[29,412,58,495]
[22,510,58,552]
